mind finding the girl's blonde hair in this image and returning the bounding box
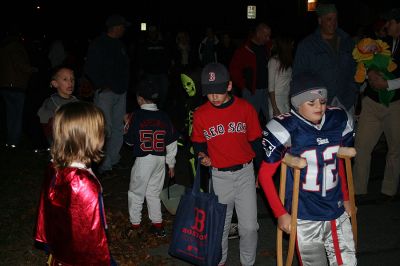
[51,101,105,169]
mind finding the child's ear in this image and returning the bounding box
[50,80,57,88]
[137,95,144,105]
[227,81,233,92]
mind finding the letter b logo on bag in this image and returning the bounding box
[191,207,206,232]
[169,160,227,266]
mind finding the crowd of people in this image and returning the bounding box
[1,2,399,265]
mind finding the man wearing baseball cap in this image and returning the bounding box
[191,63,262,266]
[292,2,357,114]
[105,14,131,28]
[85,14,130,178]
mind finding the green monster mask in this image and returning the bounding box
[181,73,196,97]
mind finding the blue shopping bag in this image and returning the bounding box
[169,159,227,266]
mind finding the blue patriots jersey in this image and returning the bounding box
[124,109,179,157]
[262,107,354,221]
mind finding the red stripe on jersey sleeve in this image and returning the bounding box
[258,161,287,218]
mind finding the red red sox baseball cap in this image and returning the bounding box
[201,63,230,96]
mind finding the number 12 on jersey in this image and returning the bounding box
[300,145,340,196]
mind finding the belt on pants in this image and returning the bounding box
[213,160,252,172]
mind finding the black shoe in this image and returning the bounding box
[149,225,166,238]
[228,223,239,240]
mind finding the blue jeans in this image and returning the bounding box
[0,89,25,145]
[94,89,126,172]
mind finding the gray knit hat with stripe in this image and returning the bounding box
[290,73,327,109]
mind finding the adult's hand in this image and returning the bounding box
[368,70,388,90]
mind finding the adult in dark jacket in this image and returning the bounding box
[85,14,130,177]
[292,3,358,113]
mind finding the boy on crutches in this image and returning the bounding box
[258,73,357,265]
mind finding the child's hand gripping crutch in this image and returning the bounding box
[337,147,357,249]
[277,153,307,266]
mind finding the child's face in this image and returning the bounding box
[51,68,75,98]
[207,92,230,107]
[298,98,327,124]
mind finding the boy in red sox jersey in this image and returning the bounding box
[191,63,262,266]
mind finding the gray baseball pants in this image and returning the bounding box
[211,162,258,266]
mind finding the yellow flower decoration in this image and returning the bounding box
[388,61,397,72]
[375,40,391,56]
[352,37,396,83]
[355,62,366,83]
[352,38,391,62]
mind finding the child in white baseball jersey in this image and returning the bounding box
[191,63,262,266]
[259,73,357,265]
[124,78,179,237]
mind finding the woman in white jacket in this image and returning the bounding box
[268,36,293,119]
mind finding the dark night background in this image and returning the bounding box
[0,2,400,265]
[2,0,398,41]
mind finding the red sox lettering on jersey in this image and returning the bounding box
[203,122,247,140]
[191,96,262,168]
